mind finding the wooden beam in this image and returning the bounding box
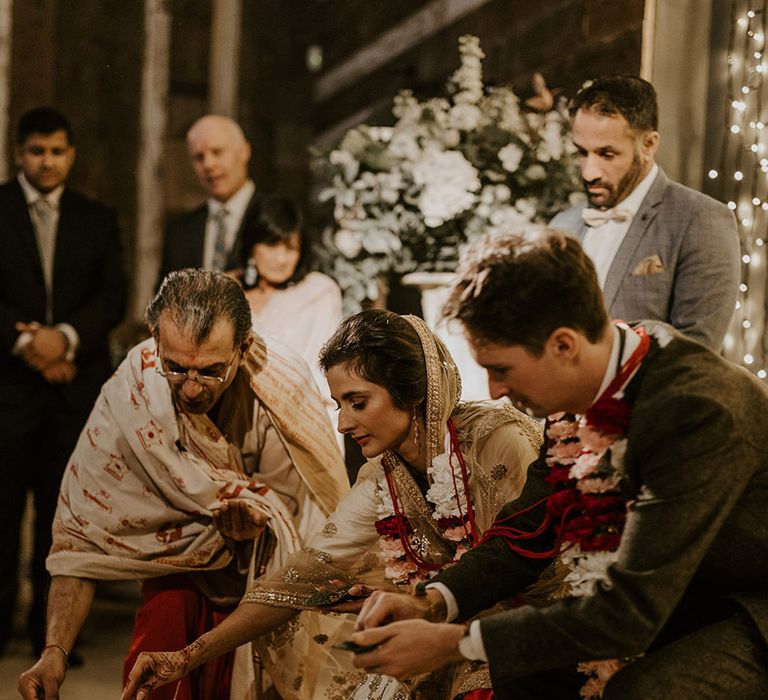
[0,0,12,181]
[313,0,493,103]
[131,0,171,324]
[209,0,243,117]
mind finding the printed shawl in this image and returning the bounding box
[47,332,348,581]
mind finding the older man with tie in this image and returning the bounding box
[551,75,740,350]
[159,115,260,280]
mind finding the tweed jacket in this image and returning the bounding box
[551,169,740,350]
[434,322,768,694]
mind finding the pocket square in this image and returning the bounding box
[631,255,665,276]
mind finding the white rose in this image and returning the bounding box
[498,143,523,172]
[334,229,362,258]
[525,164,547,181]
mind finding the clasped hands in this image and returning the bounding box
[346,588,467,680]
[15,321,76,383]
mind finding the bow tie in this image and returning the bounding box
[582,207,633,228]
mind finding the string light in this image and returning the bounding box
[709,2,768,382]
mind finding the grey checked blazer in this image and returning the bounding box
[551,168,740,350]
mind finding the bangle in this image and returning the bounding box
[42,643,69,662]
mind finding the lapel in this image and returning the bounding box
[225,191,262,269]
[4,179,45,283]
[603,168,669,309]
[52,188,78,294]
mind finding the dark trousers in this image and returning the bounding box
[0,390,88,649]
[496,611,768,699]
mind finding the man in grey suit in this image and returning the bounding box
[551,76,739,351]
[351,230,768,698]
[159,115,260,280]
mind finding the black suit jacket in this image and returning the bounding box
[0,179,127,411]
[158,192,261,283]
[434,323,768,692]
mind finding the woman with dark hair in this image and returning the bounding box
[123,310,541,700]
[239,197,342,424]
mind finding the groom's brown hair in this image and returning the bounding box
[442,228,608,353]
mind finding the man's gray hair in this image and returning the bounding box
[146,269,252,347]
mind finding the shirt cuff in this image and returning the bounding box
[55,323,79,361]
[424,582,458,622]
[12,331,33,356]
[458,620,488,662]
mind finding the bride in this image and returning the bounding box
[123,310,541,700]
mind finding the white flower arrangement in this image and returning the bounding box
[316,35,585,312]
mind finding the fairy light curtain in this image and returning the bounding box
[708,0,768,379]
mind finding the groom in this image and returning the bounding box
[351,230,768,698]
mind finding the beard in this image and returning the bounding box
[584,151,645,209]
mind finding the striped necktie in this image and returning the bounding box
[31,197,57,322]
[211,206,229,271]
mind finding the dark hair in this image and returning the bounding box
[319,309,426,412]
[17,107,73,145]
[146,269,252,347]
[569,76,658,132]
[443,227,609,353]
[240,197,309,287]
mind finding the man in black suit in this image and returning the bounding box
[0,107,126,655]
[159,115,259,279]
[352,230,768,698]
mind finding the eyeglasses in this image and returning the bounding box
[155,347,239,386]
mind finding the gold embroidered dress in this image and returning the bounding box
[242,317,542,699]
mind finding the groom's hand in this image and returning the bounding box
[350,620,466,679]
[354,588,446,630]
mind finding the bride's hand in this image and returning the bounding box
[323,583,377,614]
[121,648,191,700]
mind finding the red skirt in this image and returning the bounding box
[123,574,236,700]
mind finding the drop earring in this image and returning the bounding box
[412,406,422,453]
[243,260,259,288]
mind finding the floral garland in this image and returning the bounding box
[374,420,478,584]
[482,326,650,699]
[548,328,649,699]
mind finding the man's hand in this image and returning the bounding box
[355,588,444,630]
[16,323,68,371]
[18,648,68,699]
[42,360,77,384]
[213,499,268,541]
[350,620,466,680]
[122,648,195,700]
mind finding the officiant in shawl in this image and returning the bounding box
[18,269,348,700]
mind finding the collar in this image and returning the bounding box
[207,179,255,218]
[590,323,642,405]
[18,172,65,208]
[608,162,658,216]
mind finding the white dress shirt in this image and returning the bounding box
[202,180,255,270]
[430,324,642,662]
[13,173,78,360]
[582,164,658,287]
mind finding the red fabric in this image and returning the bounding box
[459,690,494,700]
[123,574,236,700]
